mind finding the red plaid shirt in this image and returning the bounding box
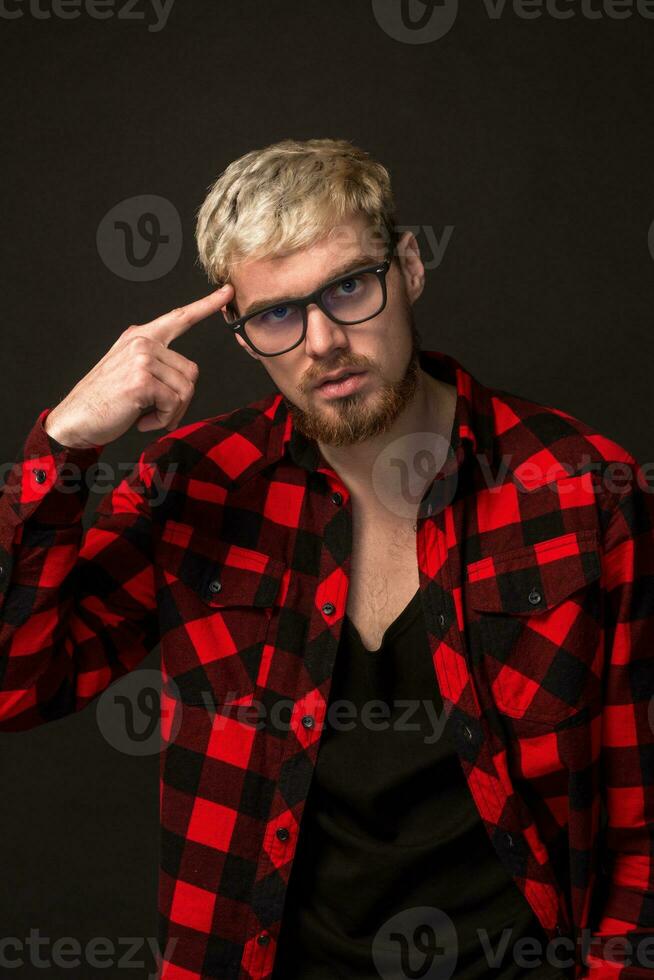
[0,349,652,979]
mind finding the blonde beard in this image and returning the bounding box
[285,314,423,449]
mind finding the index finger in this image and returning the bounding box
[146,283,235,346]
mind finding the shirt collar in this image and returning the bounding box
[271,349,495,478]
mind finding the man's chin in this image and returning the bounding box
[284,360,421,448]
[284,398,369,448]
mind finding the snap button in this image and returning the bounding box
[528,588,542,605]
[301,715,315,729]
[438,613,446,628]
[331,491,343,505]
[33,469,47,484]
[208,579,222,594]
[276,827,290,841]
[462,724,473,742]
[322,602,335,615]
[256,932,270,946]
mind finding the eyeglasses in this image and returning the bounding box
[223,246,394,357]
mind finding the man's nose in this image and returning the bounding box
[303,302,350,356]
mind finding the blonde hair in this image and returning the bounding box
[194,137,399,287]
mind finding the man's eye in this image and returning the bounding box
[327,276,363,300]
[266,306,289,320]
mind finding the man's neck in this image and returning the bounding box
[317,369,457,515]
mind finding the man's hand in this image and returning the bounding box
[43,283,235,448]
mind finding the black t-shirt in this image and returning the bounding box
[271,588,569,979]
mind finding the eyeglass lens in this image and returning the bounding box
[243,270,384,355]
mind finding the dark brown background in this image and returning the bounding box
[0,0,652,975]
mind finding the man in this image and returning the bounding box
[0,137,651,979]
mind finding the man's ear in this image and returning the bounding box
[396,229,425,304]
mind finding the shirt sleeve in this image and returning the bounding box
[0,407,160,730]
[583,457,654,978]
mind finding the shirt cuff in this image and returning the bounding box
[0,407,105,537]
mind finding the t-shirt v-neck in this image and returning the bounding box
[271,582,567,979]
[342,586,421,654]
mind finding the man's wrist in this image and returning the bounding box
[44,413,95,451]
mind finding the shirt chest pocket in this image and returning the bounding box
[465,529,603,726]
[155,529,288,707]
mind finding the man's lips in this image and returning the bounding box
[313,369,366,389]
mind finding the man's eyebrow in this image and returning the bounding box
[238,253,383,318]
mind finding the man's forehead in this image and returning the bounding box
[230,223,387,313]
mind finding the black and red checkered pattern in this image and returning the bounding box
[0,349,652,979]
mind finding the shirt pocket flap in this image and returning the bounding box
[466,529,601,615]
[156,527,287,609]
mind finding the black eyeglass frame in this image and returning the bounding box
[223,244,396,357]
